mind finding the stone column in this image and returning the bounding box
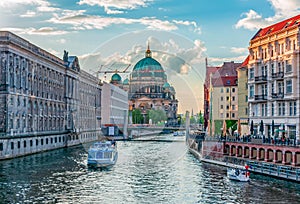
[282,151,286,164]
[264,148,269,162]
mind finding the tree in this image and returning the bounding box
[132,109,143,124]
[148,109,167,124]
[190,116,196,124]
[198,111,204,125]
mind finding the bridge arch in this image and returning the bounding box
[243,146,250,158]
[285,151,292,165]
[258,148,265,160]
[295,152,300,166]
[251,147,257,159]
[224,144,230,155]
[237,146,243,157]
[266,148,274,162]
[275,150,283,163]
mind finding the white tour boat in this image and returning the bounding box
[87,141,118,168]
[227,166,250,182]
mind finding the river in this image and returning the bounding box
[1,134,300,203]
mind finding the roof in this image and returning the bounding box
[237,55,249,70]
[251,14,300,40]
[212,76,237,87]
[204,66,220,87]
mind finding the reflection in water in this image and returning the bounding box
[1,135,300,203]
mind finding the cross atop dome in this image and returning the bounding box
[145,42,152,58]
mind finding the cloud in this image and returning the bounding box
[235,0,300,31]
[20,10,37,18]
[77,0,152,14]
[173,20,201,34]
[207,55,248,66]
[48,13,178,31]
[79,36,206,77]
[0,0,49,7]
[230,47,248,54]
[0,27,69,35]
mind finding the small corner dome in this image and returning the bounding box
[123,78,129,85]
[111,73,122,82]
[163,82,170,88]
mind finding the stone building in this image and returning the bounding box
[237,56,250,136]
[0,31,101,159]
[101,81,128,136]
[128,46,178,126]
[209,61,241,136]
[247,14,300,141]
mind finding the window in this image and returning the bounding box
[220,105,223,109]
[232,113,235,118]
[245,108,248,115]
[278,103,282,116]
[226,113,229,118]
[226,105,229,110]
[232,105,235,110]
[221,88,223,93]
[18,141,20,149]
[23,141,26,148]
[30,140,33,147]
[36,139,38,146]
[286,60,292,72]
[232,88,235,92]
[245,95,248,102]
[226,96,229,101]
[249,68,254,79]
[286,80,292,94]
[11,142,14,150]
[249,85,254,97]
[221,97,223,101]
[226,88,229,93]
[0,143,2,151]
[271,103,274,116]
[220,113,224,118]
[289,101,297,116]
[232,96,235,101]
[261,104,267,116]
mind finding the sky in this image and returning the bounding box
[1,0,300,114]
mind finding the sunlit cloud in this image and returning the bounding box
[208,55,247,66]
[0,27,69,35]
[235,0,300,31]
[77,0,153,14]
[79,36,206,76]
[20,10,37,18]
[230,47,248,54]
[48,13,178,31]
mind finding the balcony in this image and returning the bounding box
[271,92,284,99]
[254,75,267,83]
[272,72,284,80]
[254,94,267,101]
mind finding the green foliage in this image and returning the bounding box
[198,111,204,124]
[148,109,167,124]
[190,116,196,124]
[132,109,143,124]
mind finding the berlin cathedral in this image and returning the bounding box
[110,46,178,126]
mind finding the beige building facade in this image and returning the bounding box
[247,14,300,141]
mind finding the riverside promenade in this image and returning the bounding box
[188,135,300,182]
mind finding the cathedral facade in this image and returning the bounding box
[111,46,178,126]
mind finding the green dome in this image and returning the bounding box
[111,73,122,82]
[123,78,129,85]
[163,82,170,88]
[133,57,164,72]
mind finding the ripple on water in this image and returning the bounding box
[1,135,300,203]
